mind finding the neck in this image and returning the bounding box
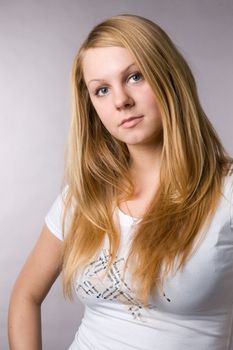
[127,143,162,197]
[128,144,162,177]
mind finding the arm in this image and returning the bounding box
[8,224,64,350]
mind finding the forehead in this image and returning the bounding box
[82,46,136,84]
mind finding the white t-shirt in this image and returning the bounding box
[45,173,233,350]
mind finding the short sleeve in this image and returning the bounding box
[225,167,233,230]
[230,180,233,230]
[45,185,71,240]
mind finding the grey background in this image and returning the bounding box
[1,0,232,349]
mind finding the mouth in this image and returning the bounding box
[120,115,144,128]
[120,115,143,126]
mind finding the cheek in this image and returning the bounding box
[91,106,113,131]
[91,99,115,129]
[94,109,109,126]
[137,84,158,107]
[90,100,106,123]
[144,90,161,115]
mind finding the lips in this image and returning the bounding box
[120,115,143,126]
[120,115,144,129]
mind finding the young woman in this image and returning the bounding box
[8,14,233,350]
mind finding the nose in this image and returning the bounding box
[113,86,134,110]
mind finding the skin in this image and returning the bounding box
[82,46,163,215]
[8,225,63,349]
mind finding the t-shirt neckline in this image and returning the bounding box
[116,207,142,227]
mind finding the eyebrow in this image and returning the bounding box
[87,62,137,87]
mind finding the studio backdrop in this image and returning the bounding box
[1,0,232,349]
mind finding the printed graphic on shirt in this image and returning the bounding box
[75,248,171,321]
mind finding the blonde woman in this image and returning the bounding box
[8,14,233,350]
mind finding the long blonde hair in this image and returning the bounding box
[61,14,232,305]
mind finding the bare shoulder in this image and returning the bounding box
[11,224,64,305]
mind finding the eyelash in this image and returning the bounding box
[94,72,143,97]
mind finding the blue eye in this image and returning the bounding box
[95,87,109,97]
[129,72,143,82]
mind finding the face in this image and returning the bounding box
[82,46,163,148]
